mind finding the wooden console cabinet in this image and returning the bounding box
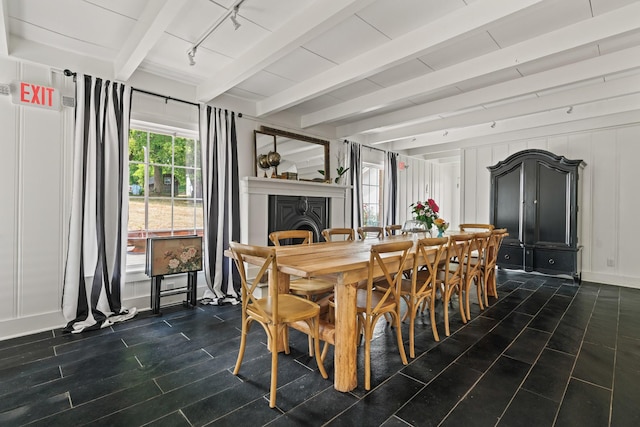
[488,149,585,282]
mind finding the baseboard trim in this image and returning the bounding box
[0,311,66,341]
[0,286,205,341]
[581,272,640,289]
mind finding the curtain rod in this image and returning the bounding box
[63,69,243,116]
[344,139,388,154]
[365,144,387,153]
[132,87,200,108]
[132,88,244,117]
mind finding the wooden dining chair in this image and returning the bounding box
[462,231,492,320]
[481,228,508,306]
[385,224,404,236]
[321,227,355,242]
[269,230,334,298]
[269,230,335,298]
[356,240,412,390]
[269,229,335,355]
[376,237,448,357]
[229,242,328,408]
[357,226,384,240]
[459,223,495,232]
[269,229,313,246]
[438,233,473,336]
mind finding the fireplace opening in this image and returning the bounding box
[268,195,329,244]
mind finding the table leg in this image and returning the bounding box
[334,276,358,392]
[270,270,290,353]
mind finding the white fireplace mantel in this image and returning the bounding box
[240,177,350,245]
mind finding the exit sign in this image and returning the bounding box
[10,81,60,110]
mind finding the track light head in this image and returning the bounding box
[566,106,573,114]
[491,121,496,128]
[187,47,197,66]
[231,6,241,30]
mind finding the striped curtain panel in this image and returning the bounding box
[384,151,398,227]
[62,74,135,333]
[349,141,363,229]
[199,106,240,305]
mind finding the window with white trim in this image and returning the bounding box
[126,124,203,269]
[362,162,383,226]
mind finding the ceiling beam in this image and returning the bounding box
[366,46,640,145]
[256,0,545,116]
[114,0,188,81]
[301,1,640,128]
[382,72,640,150]
[405,109,640,158]
[337,47,636,138]
[397,93,640,155]
[0,0,9,55]
[196,0,377,103]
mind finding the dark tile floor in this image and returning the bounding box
[1,270,639,426]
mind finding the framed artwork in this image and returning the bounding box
[145,235,203,277]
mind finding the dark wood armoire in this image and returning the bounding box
[488,149,586,282]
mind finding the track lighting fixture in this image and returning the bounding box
[186,0,246,66]
[491,121,496,128]
[566,106,573,114]
[443,131,449,136]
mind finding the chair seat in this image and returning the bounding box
[398,275,432,296]
[355,288,396,312]
[289,278,334,296]
[248,294,320,323]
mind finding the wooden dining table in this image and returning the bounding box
[226,233,461,392]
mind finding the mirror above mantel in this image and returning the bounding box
[254,131,276,178]
[253,126,330,182]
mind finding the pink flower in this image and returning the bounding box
[427,198,439,213]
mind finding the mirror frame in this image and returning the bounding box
[253,130,276,177]
[257,126,330,181]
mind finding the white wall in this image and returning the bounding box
[395,155,460,230]
[461,124,640,288]
[0,59,73,339]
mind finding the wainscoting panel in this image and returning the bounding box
[0,57,19,324]
[0,62,74,339]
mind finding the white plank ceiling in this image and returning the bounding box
[2,0,640,157]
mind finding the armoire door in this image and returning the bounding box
[530,161,573,248]
[490,162,524,270]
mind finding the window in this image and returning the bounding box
[127,125,203,268]
[362,162,383,226]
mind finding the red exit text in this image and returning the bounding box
[10,81,61,110]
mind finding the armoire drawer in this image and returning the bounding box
[533,248,576,275]
[497,245,523,270]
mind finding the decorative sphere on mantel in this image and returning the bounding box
[258,154,270,169]
[267,151,281,167]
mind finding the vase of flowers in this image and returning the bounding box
[434,218,449,237]
[410,199,439,234]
